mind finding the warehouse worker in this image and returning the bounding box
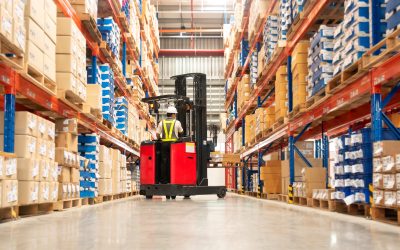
[156,106,184,184]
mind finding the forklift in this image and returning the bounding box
[139,73,227,199]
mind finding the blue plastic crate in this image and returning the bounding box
[80,180,97,189]
[80,171,97,179]
[80,190,96,198]
[335,187,352,196]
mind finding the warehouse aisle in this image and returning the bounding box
[0,194,399,249]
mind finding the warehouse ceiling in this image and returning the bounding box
[152,0,234,37]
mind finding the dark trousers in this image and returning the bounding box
[159,142,172,184]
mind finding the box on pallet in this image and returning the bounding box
[260,160,282,194]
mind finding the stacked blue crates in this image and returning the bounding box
[99,64,115,125]
[238,39,249,67]
[263,15,279,64]
[250,50,258,88]
[386,0,400,35]
[279,0,291,40]
[307,25,335,97]
[114,97,129,135]
[333,23,345,76]
[333,128,398,203]
[86,65,101,85]
[97,17,121,61]
[78,134,100,198]
[342,0,371,69]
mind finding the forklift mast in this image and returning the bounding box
[171,73,208,186]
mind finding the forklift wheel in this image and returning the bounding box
[166,196,171,199]
[217,189,226,199]
[145,195,153,199]
[171,196,176,199]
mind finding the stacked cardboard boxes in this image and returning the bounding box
[237,75,251,113]
[97,17,121,61]
[263,15,279,64]
[372,141,400,207]
[56,17,87,102]
[293,167,327,198]
[248,0,269,42]
[260,160,282,194]
[254,108,264,138]
[55,118,80,200]
[245,114,255,146]
[120,154,128,193]
[0,0,26,52]
[114,97,129,136]
[98,145,112,195]
[24,0,57,82]
[233,128,243,153]
[112,149,122,194]
[68,0,98,20]
[0,112,57,205]
[0,154,18,208]
[291,41,309,109]
[263,105,275,131]
[275,66,288,120]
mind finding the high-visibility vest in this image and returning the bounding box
[161,119,178,142]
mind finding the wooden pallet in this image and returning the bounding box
[0,206,18,222]
[293,196,309,206]
[57,89,86,109]
[261,193,279,200]
[278,194,288,203]
[333,201,370,217]
[0,36,24,70]
[312,199,329,210]
[248,13,265,44]
[125,33,140,59]
[305,87,327,109]
[208,162,242,168]
[272,116,287,130]
[118,14,130,33]
[53,198,82,211]
[262,128,273,138]
[245,191,258,198]
[362,28,400,70]
[326,59,366,95]
[79,13,102,44]
[371,206,400,226]
[288,103,307,119]
[20,62,57,96]
[18,203,54,217]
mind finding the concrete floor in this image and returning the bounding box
[0,194,399,250]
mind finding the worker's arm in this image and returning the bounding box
[176,121,184,135]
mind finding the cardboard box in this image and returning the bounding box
[44,0,57,22]
[56,54,77,75]
[70,168,79,183]
[17,158,39,181]
[373,141,400,157]
[50,162,58,182]
[373,190,384,206]
[0,156,4,180]
[43,54,56,82]
[99,162,112,179]
[36,138,48,160]
[98,178,112,195]
[25,17,45,51]
[0,135,36,158]
[40,160,54,181]
[373,173,383,189]
[37,116,47,139]
[25,40,44,73]
[46,120,56,141]
[58,166,71,183]
[44,14,56,43]
[0,111,38,137]
[55,133,78,152]
[2,158,17,180]
[50,181,58,201]
[302,167,326,182]
[55,148,79,167]
[86,84,103,110]
[47,141,55,161]
[58,183,69,200]
[1,180,18,207]
[39,182,50,203]
[57,17,80,38]
[56,35,79,54]
[18,181,39,205]
[383,174,396,190]
[55,118,78,133]
[56,72,78,93]
[25,0,45,29]
[303,182,326,198]
[262,174,281,194]
[13,22,26,53]
[0,7,13,42]
[384,191,397,207]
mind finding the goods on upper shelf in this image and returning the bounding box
[292,41,309,110]
[275,65,288,121]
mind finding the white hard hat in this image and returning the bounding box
[166,106,178,114]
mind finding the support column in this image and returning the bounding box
[4,93,15,153]
[122,41,127,77]
[289,135,295,184]
[92,55,98,84]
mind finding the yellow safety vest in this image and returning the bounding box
[162,119,177,142]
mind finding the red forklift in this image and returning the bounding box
[139,73,227,199]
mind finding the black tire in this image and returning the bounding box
[166,196,171,199]
[184,195,190,199]
[145,195,153,199]
[171,196,176,199]
[217,189,226,199]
